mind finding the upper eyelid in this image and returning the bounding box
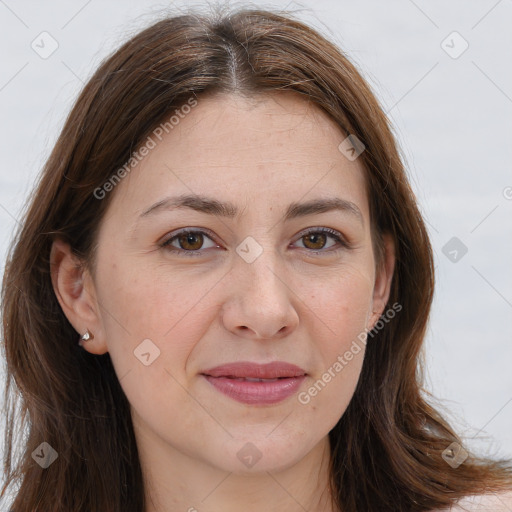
[161,227,219,245]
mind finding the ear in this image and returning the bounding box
[49,237,108,355]
[367,233,395,330]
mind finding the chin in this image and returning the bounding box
[210,432,319,475]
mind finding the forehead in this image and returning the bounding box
[107,92,369,222]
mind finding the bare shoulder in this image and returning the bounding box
[430,490,512,511]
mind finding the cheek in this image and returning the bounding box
[94,256,218,388]
[296,265,373,419]
[95,263,217,436]
[305,262,374,341]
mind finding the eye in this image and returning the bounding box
[292,227,349,254]
[160,227,350,257]
[161,229,219,257]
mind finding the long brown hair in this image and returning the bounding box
[2,5,511,511]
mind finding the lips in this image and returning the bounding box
[201,361,307,405]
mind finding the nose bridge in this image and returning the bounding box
[221,233,298,339]
[235,234,286,298]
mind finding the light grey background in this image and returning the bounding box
[1,0,511,470]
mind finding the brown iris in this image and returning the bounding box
[302,232,327,250]
[178,232,204,250]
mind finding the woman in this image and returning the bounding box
[1,5,511,511]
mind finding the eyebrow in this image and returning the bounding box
[137,194,364,225]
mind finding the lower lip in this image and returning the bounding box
[202,375,306,405]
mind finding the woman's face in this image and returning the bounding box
[73,92,393,474]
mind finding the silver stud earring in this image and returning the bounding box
[79,329,94,346]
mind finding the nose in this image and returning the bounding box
[221,248,299,340]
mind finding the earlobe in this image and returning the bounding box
[49,237,108,355]
[368,233,396,330]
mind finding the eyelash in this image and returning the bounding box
[160,227,351,257]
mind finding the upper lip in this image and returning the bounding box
[202,361,307,379]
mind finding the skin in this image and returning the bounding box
[50,92,395,512]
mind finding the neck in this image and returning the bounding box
[134,415,337,512]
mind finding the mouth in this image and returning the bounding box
[201,361,307,405]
